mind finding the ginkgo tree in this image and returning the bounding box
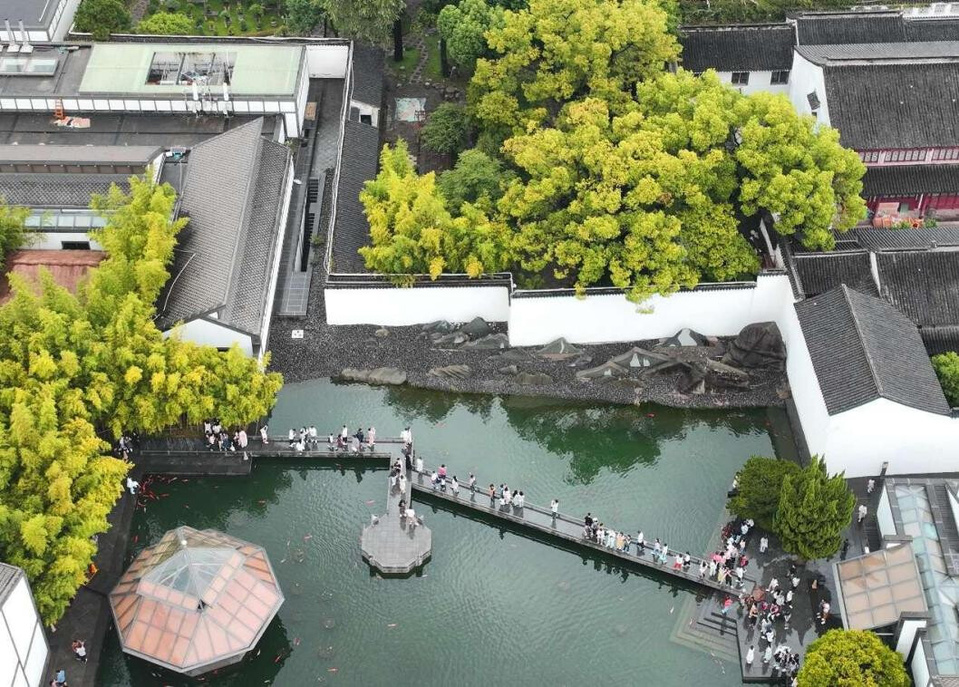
[0,175,282,623]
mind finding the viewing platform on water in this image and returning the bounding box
[410,465,758,595]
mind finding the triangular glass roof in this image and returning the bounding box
[140,547,237,602]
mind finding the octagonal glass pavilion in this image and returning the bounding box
[109,526,283,676]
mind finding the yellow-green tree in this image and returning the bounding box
[359,140,511,279]
[469,0,679,136]
[798,629,909,687]
[0,175,282,624]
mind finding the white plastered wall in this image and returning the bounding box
[714,70,791,96]
[306,45,349,78]
[787,52,830,126]
[324,285,511,325]
[165,317,254,357]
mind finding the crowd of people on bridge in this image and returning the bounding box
[202,418,249,453]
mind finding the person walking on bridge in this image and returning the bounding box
[550,499,559,519]
[451,476,459,497]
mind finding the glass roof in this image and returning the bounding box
[25,209,107,232]
[837,542,927,630]
[109,526,283,674]
[896,483,959,674]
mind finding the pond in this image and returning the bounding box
[98,380,793,686]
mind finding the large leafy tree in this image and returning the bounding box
[728,456,801,530]
[320,0,404,48]
[0,202,30,271]
[359,140,511,279]
[932,352,959,407]
[286,0,325,35]
[499,96,758,301]
[0,176,282,623]
[136,11,194,34]
[774,456,855,561]
[438,149,513,213]
[437,0,504,72]
[74,0,132,40]
[798,630,910,687]
[421,104,470,158]
[469,0,680,136]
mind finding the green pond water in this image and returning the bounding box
[98,380,793,687]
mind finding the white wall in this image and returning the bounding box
[779,300,831,458]
[823,399,959,478]
[896,617,928,657]
[788,53,830,127]
[714,70,790,96]
[507,274,794,346]
[165,318,254,357]
[878,485,897,538]
[0,573,48,687]
[259,160,294,362]
[324,285,511,325]
[306,45,349,78]
[911,635,933,687]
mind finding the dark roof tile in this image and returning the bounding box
[823,62,959,149]
[351,44,385,108]
[679,24,795,72]
[876,251,959,326]
[330,120,380,274]
[921,325,959,356]
[854,227,959,251]
[0,172,130,207]
[795,11,908,45]
[791,251,877,297]
[795,284,950,415]
[863,165,959,197]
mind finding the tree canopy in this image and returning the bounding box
[774,456,855,561]
[136,11,194,34]
[798,629,910,687]
[359,140,511,279]
[0,176,282,623]
[469,0,680,135]
[932,352,959,407]
[438,149,513,212]
[286,0,325,35]
[437,0,504,72]
[421,104,470,157]
[74,0,132,39]
[0,203,31,272]
[319,0,404,45]
[728,456,801,530]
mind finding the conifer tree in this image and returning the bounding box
[774,456,855,561]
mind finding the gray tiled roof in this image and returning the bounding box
[797,40,959,64]
[158,118,290,336]
[863,165,959,197]
[351,44,385,108]
[876,251,959,327]
[679,24,795,72]
[330,120,380,274]
[921,326,959,356]
[854,227,959,251]
[0,562,22,604]
[795,284,950,415]
[795,11,910,45]
[791,251,877,297]
[0,144,162,165]
[0,172,130,207]
[823,62,959,149]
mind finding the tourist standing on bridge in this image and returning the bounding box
[636,531,644,554]
[401,427,412,447]
[489,484,496,505]
[398,473,407,495]
[451,476,459,497]
[745,645,755,668]
[699,560,708,578]
[367,426,376,450]
[468,473,476,492]
[551,499,559,518]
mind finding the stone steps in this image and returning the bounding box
[670,595,740,663]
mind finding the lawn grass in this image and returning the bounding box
[390,47,421,75]
[424,32,442,82]
[138,0,282,36]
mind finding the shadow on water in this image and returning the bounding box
[416,489,712,602]
[378,383,497,424]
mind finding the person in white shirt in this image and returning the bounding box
[126,477,139,495]
[238,429,248,449]
[451,476,459,497]
[308,425,318,446]
[468,473,476,492]
[367,426,376,449]
[259,425,269,444]
[745,645,755,667]
[550,499,559,517]
[340,425,349,440]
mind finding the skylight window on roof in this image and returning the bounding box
[146,52,236,87]
[0,55,59,76]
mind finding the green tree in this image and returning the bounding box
[469,0,679,136]
[798,629,910,687]
[74,0,132,39]
[0,202,30,272]
[285,0,324,35]
[932,352,959,407]
[319,0,404,46]
[438,148,513,212]
[136,11,194,33]
[728,456,801,530]
[774,456,855,561]
[358,140,511,279]
[421,104,469,158]
[499,96,758,301]
[437,0,504,72]
[0,175,282,624]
